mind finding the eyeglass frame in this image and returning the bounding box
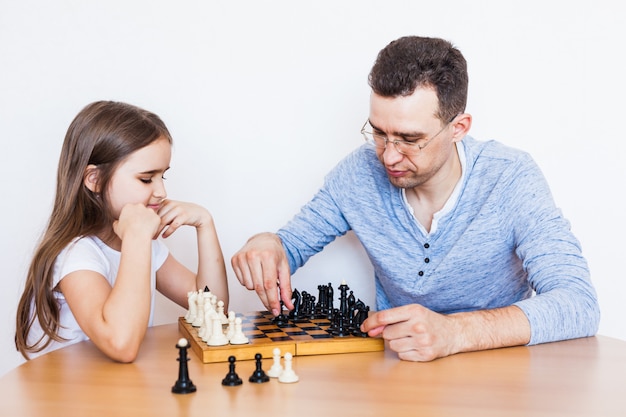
[361,114,458,156]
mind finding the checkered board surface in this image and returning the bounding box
[178,311,384,363]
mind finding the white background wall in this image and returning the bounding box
[1,1,624,376]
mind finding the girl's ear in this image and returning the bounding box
[83,164,100,193]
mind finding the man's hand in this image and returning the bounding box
[231,232,293,316]
[362,304,463,361]
[362,304,531,361]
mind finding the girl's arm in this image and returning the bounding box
[155,199,229,310]
[58,203,161,362]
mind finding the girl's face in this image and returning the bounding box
[107,136,172,218]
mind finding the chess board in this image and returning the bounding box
[178,311,384,363]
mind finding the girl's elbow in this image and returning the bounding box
[103,337,142,363]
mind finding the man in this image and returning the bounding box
[231,36,600,361]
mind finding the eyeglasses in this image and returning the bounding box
[361,116,456,156]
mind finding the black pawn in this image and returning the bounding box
[172,338,196,394]
[272,300,290,327]
[222,355,243,386]
[249,353,270,383]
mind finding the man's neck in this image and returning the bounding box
[405,147,462,232]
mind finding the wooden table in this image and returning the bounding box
[1,324,625,417]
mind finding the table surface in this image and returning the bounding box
[1,323,625,417]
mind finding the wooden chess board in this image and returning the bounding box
[178,311,384,363]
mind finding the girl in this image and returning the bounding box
[15,101,229,362]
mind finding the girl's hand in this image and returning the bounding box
[113,203,162,241]
[157,199,213,239]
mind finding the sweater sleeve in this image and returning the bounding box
[504,154,600,344]
[277,178,351,275]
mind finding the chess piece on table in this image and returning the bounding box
[249,353,270,383]
[278,352,299,383]
[222,356,243,386]
[266,347,283,378]
[172,338,197,394]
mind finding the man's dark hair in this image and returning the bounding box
[368,36,468,122]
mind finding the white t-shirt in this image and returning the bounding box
[27,235,169,358]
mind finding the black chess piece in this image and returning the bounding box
[289,289,302,320]
[222,355,243,386]
[249,353,270,383]
[272,300,290,327]
[352,300,369,337]
[332,311,350,337]
[338,282,349,317]
[327,282,334,312]
[172,338,197,394]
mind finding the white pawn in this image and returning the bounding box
[229,317,249,345]
[207,316,228,346]
[278,352,298,383]
[266,347,283,378]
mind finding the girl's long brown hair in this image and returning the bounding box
[15,101,172,359]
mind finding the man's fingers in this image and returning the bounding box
[277,261,293,311]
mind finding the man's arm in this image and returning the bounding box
[362,304,530,361]
[232,156,356,314]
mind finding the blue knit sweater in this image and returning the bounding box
[277,136,600,345]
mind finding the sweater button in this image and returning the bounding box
[424,258,430,263]
[418,271,424,276]
[424,243,430,249]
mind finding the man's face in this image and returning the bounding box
[368,87,459,190]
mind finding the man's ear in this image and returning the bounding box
[451,113,472,142]
[83,164,100,193]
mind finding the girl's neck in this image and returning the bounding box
[96,230,122,251]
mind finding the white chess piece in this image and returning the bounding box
[202,291,213,313]
[225,311,236,341]
[198,319,207,339]
[201,310,217,342]
[207,316,228,346]
[192,294,205,327]
[266,347,283,378]
[199,299,214,339]
[185,291,197,323]
[229,317,249,345]
[278,352,299,383]
[217,300,228,324]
